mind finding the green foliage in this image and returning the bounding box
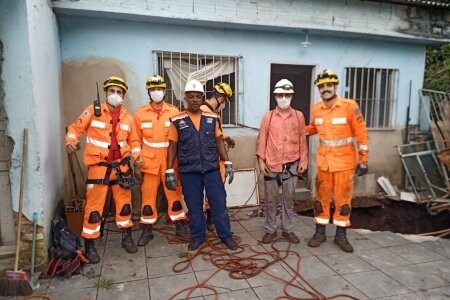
[424,43,450,92]
[94,277,114,290]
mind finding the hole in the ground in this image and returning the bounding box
[299,199,450,237]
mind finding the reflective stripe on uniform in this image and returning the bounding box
[331,117,347,124]
[164,121,171,127]
[359,144,368,151]
[66,133,77,140]
[143,138,169,148]
[141,122,152,129]
[83,225,100,235]
[86,137,109,149]
[169,212,186,222]
[140,216,157,224]
[116,220,132,227]
[314,217,329,225]
[90,120,106,129]
[315,118,323,125]
[86,137,127,149]
[132,147,141,153]
[333,219,350,227]
[320,137,354,147]
[119,124,130,132]
[86,184,94,189]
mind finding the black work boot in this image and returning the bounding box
[121,228,138,253]
[307,224,327,248]
[205,209,214,231]
[137,224,154,247]
[334,226,354,253]
[175,220,189,239]
[84,238,100,264]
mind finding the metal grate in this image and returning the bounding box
[344,67,397,129]
[153,51,239,126]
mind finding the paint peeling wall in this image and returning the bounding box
[52,0,450,41]
[0,0,62,230]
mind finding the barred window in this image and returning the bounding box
[154,51,239,126]
[344,68,397,129]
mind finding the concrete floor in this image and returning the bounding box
[2,207,449,300]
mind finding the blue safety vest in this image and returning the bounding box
[171,112,219,173]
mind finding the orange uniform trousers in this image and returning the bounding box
[81,164,134,239]
[314,168,355,227]
[140,165,186,224]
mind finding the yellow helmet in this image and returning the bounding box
[213,82,233,100]
[314,69,339,86]
[103,76,128,92]
[146,75,167,90]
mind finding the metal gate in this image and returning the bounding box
[397,90,450,214]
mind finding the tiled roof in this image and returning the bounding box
[369,0,450,8]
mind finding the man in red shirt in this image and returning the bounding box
[256,79,308,244]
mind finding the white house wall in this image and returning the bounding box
[57,14,428,188]
[59,15,426,129]
[0,0,62,228]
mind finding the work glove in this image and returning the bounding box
[165,169,177,191]
[224,161,234,184]
[355,164,368,177]
[224,136,236,149]
[65,142,80,154]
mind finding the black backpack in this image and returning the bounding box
[44,217,87,279]
[50,217,82,259]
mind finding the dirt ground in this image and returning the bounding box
[297,198,450,236]
[350,199,450,235]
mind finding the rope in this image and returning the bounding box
[164,219,360,300]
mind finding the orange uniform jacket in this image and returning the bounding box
[134,102,180,173]
[66,102,140,165]
[307,96,369,172]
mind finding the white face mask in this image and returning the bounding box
[107,93,123,107]
[150,90,165,103]
[275,95,292,109]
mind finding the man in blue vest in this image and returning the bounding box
[165,79,238,251]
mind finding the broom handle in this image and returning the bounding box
[68,153,80,198]
[14,128,27,272]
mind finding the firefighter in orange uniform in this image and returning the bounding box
[307,69,369,253]
[65,76,140,263]
[133,75,188,246]
[200,82,235,231]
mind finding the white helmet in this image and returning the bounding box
[184,79,204,93]
[273,79,294,94]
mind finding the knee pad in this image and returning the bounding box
[142,205,153,216]
[340,204,351,216]
[119,204,131,216]
[88,211,101,224]
[172,201,182,212]
[313,201,323,214]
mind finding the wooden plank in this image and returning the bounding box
[0,245,15,257]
